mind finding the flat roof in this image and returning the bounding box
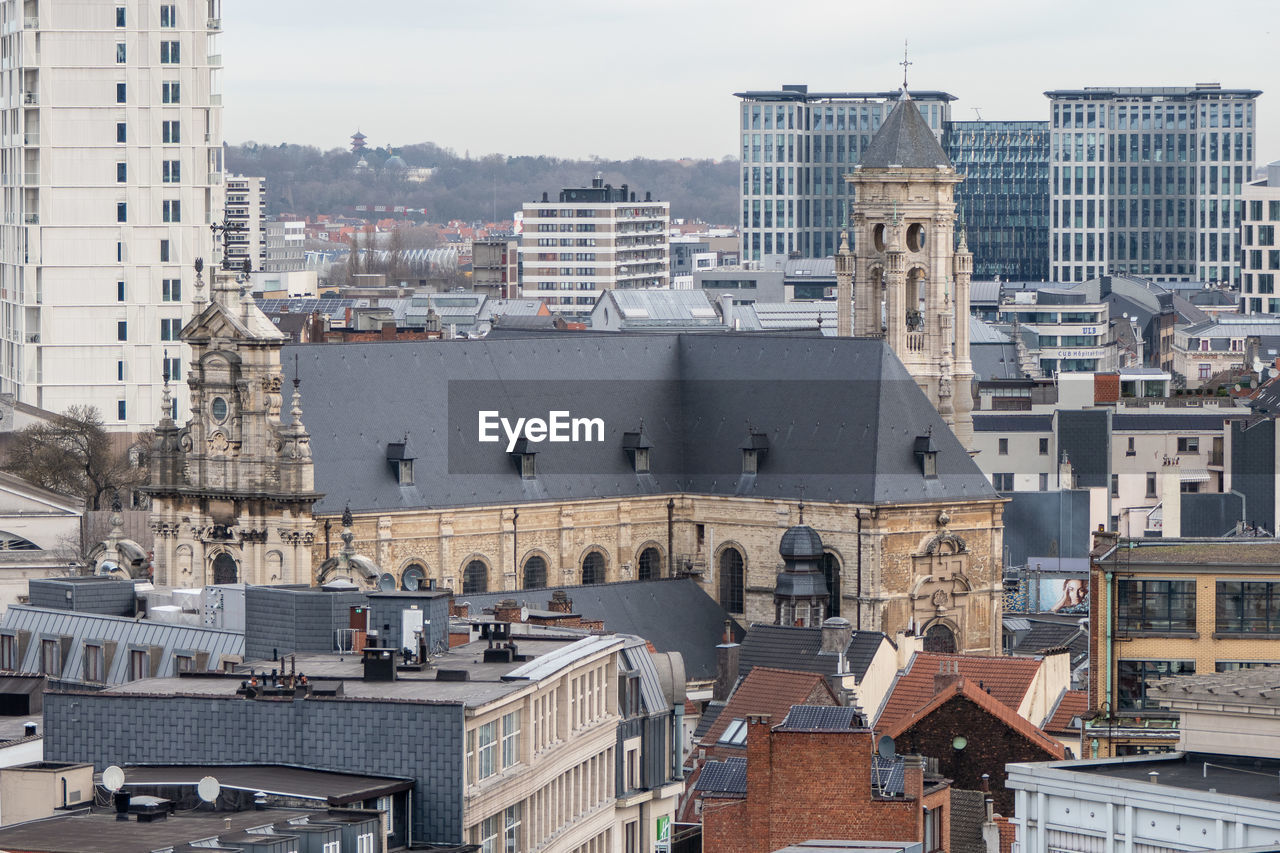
[118,764,411,805]
[1072,752,1280,802]
[734,88,958,103]
[1099,538,1280,566]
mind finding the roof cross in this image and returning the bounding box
[900,40,912,91]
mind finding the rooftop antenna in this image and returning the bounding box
[899,39,912,92]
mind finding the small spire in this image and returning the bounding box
[838,230,851,254]
[192,258,207,310]
[159,348,174,424]
[899,39,913,97]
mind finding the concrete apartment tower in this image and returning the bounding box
[0,0,223,428]
[836,89,975,449]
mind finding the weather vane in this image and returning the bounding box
[900,39,912,91]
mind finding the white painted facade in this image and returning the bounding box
[0,0,223,428]
[222,174,264,272]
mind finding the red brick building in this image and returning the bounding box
[701,708,950,853]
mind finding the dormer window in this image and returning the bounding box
[622,426,653,474]
[386,436,415,486]
[397,459,414,486]
[741,431,769,475]
[914,432,939,479]
[509,437,536,479]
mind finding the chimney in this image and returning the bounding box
[820,616,854,674]
[548,590,573,613]
[934,659,961,695]
[902,754,925,801]
[1160,460,1181,538]
[1058,451,1075,489]
[714,620,741,701]
[493,599,522,623]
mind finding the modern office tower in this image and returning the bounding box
[261,220,304,273]
[1240,160,1280,314]
[0,0,223,428]
[734,84,955,263]
[945,121,1050,281]
[519,176,668,314]
[1045,84,1259,286]
[223,175,265,272]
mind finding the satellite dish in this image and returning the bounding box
[876,735,895,760]
[197,776,221,803]
[519,605,529,622]
[377,573,395,592]
[102,765,125,793]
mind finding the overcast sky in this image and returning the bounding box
[223,0,1280,162]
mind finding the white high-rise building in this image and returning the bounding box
[519,177,669,314]
[0,0,224,428]
[1240,160,1280,314]
[224,175,265,272]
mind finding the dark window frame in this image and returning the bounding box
[1117,579,1196,633]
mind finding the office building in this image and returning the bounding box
[0,0,223,428]
[734,84,954,262]
[518,176,669,315]
[946,120,1050,281]
[1240,160,1280,313]
[223,175,265,272]
[996,288,1114,374]
[1046,84,1260,286]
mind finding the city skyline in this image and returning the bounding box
[223,0,1280,162]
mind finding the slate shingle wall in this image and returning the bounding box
[29,579,138,617]
[43,691,464,843]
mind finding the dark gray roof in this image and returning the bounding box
[974,414,1052,432]
[737,623,888,681]
[1112,413,1243,431]
[779,525,824,559]
[1056,410,1109,488]
[858,96,951,169]
[1181,492,1246,537]
[118,764,411,805]
[692,700,725,742]
[456,578,737,680]
[285,334,997,513]
[777,704,864,731]
[950,789,988,853]
[971,342,1025,381]
[1012,619,1088,662]
[694,757,747,796]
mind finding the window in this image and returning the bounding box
[159,240,171,263]
[162,199,181,222]
[162,121,180,143]
[1177,436,1199,454]
[160,318,180,341]
[522,555,546,589]
[924,806,942,853]
[998,438,1009,455]
[1117,579,1196,632]
[1039,472,1049,491]
[1216,581,1280,633]
[117,400,127,421]
[162,81,180,104]
[160,40,180,64]
[117,360,125,381]
[718,718,748,745]
[174,653,195,673]
[1127,436,1136,456]
[116,6,126,26]
[462,559,487,594]
[116,162,127,183]
[0,634,15,670]
[582,551,605,585]
[637,547,660,582]
[117,241,125,262]
[356,833,375,853]
[501,710,520,769]
[117,281,126,302]
[719,547,745,613]
[1039,437,1050,455]
[116,43,126,63]
[159,4,177,26]
[1110,473,1118,497]
[83,644,105,682]
[163,357,181,384]
[117,321,128,341]
[115,82,126,103]
[1146,472,1157,497]
[1117,659,1194,710]
[116,202,127,222]
[993,472,1013,490]
[1215,661,1280,672]
[475,720,497,781]
[162,160,180,183]
[116,123,127,143]
[40,639,61,676]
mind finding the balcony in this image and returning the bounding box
[207,54,221,67]
[207,17,221,29]
[22,92,37,106]
[23,17,37,29]
[24,333,38,343]
[23,213,38,225]
[208,171,223,184]
[23,171,38,184]
[23,132,37,145]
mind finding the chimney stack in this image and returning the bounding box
[934,659,961,695]
[714,620,741,702]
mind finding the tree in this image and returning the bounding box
[2,406,143,510]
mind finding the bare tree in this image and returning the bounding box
[348,228,362,276]
[386,226,405,283]
[2,406,144,510]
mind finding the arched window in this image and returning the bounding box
[821,552,841,618]
[582,551,605,585]
[523,555,547,590]
[719,547,745,613]
[265,550,283,582]
[463,560,488,594]
[401,563,427,591]
[212,553,238,585]
[923,623,957,654]
[637,547,661,581]
[0,531,39,551]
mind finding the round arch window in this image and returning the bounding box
[637,547,661,582]
[582,551,605,585]
[906,223,925,253]
[462,560,488,594]
[211,396,229,422]
[873,223,886,252]
[523,555,547,590]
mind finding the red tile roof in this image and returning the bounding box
[701,666,838,746]
[874,652,1044,732]
[1043,689,1088,735]
[881,678,1066,759]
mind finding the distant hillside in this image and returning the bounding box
[225,142,739,226]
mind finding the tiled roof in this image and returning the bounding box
[737,623,889,681]
[776,704,864,732]
[1012,620,1088,663]
[880,678,1066,759]
[692,701,725,743]
[1113,539,1280,565]
[950,789,988,853]
[1043,689,1088,735]
[702,666,838,747]
[874,652,1043,731]
[694,757,747,796]
[858,95,951,169]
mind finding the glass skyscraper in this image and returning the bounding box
[946,121,1050,281]
[734,85,954,262]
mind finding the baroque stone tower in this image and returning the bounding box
[835,91,975,449]
[146,262,321,586]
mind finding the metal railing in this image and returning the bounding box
[23,213,38,225]
[22,92,37,105]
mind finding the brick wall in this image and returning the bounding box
[43,690,464,843]
[703,716,937,853]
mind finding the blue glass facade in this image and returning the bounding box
[946,121,1050,282]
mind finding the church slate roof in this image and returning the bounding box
[737,623,888,681]
[284,333,996,514]
[857,95,952,169]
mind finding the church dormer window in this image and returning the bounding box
[914,432,939,479]
[622,426,652,474]
[741,431,769,475]
[386,437,416,486]
[509,437,536,479]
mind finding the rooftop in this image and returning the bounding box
[737,623,889,681]
[1098,538,1280,567]
[1043,689,1089,736]
[874,651,1044,731]
[703,666,838,747]
[117,764,410,805]
[858,95,952,169]
[1072,752,1280,802]
[1148,667,1280,708]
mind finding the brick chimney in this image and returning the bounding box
[493,599,522,623]
[902,754,925,801]
[714,620,741,702]
[934,659,961,695]
[745,715,773,848]
[548,591,573,613]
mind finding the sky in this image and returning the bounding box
[223,0,1280,162]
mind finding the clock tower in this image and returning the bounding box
[147,262,321,586]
